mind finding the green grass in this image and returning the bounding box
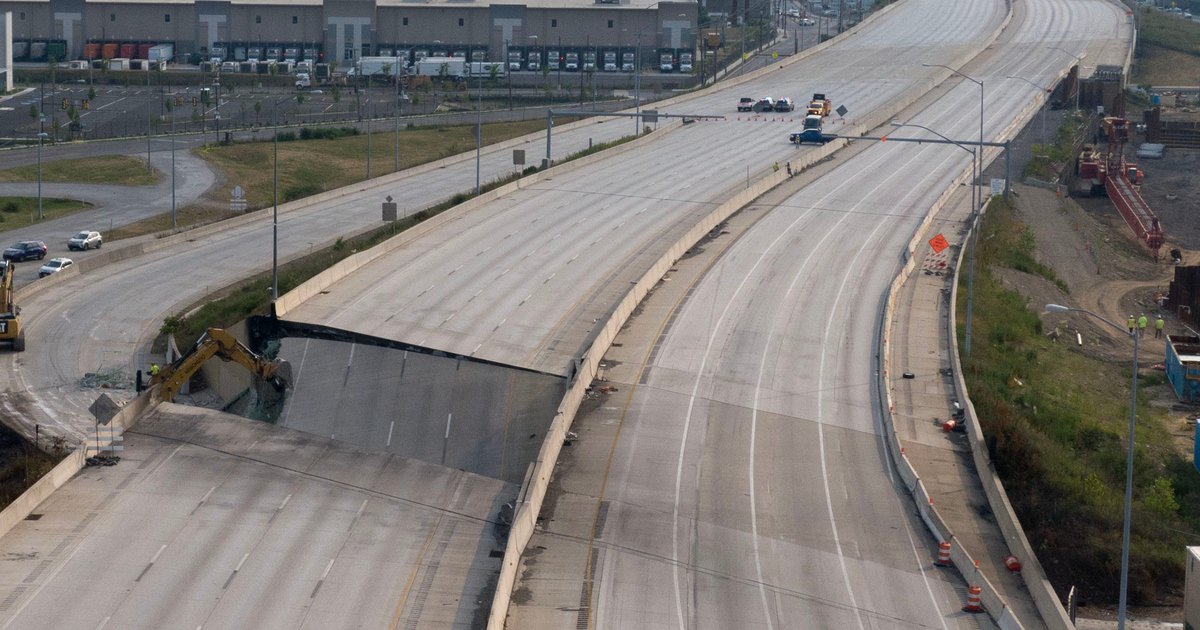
[0,197,94,230]
[0,155,160,186]
[1133,42,1200,86]
[1136,4,1200,55]
[961,197,1199,605]
[195,119,570,211]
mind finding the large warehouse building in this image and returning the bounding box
[0,0,698,68]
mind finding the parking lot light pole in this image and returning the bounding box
[1045,303,1138,630]
[272,98,281,302]
[170,108,176,230]
[36,123,47,221]
[476,68,482,195]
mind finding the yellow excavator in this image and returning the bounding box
[0,261,26,352]
[151,327,290,403]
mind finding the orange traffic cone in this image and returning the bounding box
[934,541,952,567]
[1004,555,1022,572]
[963,585,984,613]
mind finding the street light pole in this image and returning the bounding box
[923,62,984,355]
[1007,75,1048,146]
[1045,303,1138,630]
[272,99,280,303]
[1050,47,1086,110]
[476,68,482,195]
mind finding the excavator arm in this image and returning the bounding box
[151,327,290,402]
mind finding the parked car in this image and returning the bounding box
[774,97,795,112]
[799,17,816,25]
[39,257,74,277]
[3,241,48,262]
[68,230,102,251]
[737,97,756,112]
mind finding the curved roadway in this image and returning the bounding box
[0,0,1132,625]
[510,0,1131,627]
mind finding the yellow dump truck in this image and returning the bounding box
[807,92,833,117]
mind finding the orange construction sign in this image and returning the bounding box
[929,233,949,254]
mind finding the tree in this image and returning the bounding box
[28,104,38,120]
[87,86,96,101]
[332,84,342,104]
[253,100,262,125]
[296,93,305,106]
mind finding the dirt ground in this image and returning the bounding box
[988,102,1199,622]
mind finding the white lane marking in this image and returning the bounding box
[469,289,483,302]
[499,268,510,277]
[234,552,250,572]
[320,558,335,581]
[444,413,453,439]
[749,332,776,629]
[544,273,556,284]
[95,617,111,630]
[472,343,482,355]
[448,264,463,275]
[277,494,292,512]
[282,339,312,422]
[386,421,395,447]
[519,294,532,306]
[0,536,87,629]
[671,214,804,629]
[568,254,579,264]
[150,544,167,564]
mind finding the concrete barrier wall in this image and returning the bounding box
[488,6,1030,626]
[0,448,87,543]
[0,386,160,545]
[485,136,849,630]
[946,230,1074,630]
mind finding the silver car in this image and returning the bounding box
[68,230,102,251]
[39,257,74,278]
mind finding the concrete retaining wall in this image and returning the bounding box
[874,64,1083,630]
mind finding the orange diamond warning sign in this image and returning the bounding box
[929,233,949,254]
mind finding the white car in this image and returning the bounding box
[39,257,74,278]
[68,230,102,251]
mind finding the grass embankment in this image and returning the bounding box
[1131,4,1200,85]
[161,132,634,348]
[108,118,573,241]
[0,155,160,187]
[961,198,1200,604]
[1023,111,1085,181]
[0,197,93,230]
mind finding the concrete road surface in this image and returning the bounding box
[507,0,1132,627]
[0,405,513,629]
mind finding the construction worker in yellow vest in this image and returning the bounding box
[1155,315,1165,339]
[150,363,160,378]
[1127,315,1136,334]
[1137,313,1148,338]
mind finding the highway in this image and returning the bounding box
[507,0,1133,627]
[0,0,1132,625]
[0,404,511,629]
